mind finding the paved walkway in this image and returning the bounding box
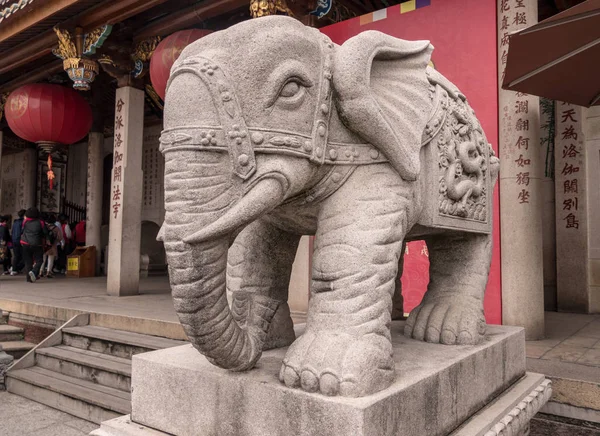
[0,274,178,323]
[526,311,600,370]
[0,274,307,340]
[0,391,98,436]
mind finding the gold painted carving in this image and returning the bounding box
[133,37,162,63]
[52,27,78,60]
[0,92,9,121]
[250,0,294,17]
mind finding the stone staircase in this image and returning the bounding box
[0,311,36,359]
[6,314,187,424]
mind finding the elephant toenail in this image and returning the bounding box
[282,365,300,388]
[413,327,426,341]
[300,370,319,392]
[441,330,457,345]
[425,327,440,343]
[458,331,474,345]
[319,373,339,396]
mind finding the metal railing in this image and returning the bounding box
[61,198,85,224]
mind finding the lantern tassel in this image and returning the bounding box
[47,155,55,191]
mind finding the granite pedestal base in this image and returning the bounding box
[91,322,551,436]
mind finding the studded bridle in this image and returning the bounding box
[159,35,392,181]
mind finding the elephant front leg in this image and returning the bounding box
[405,233,492,345]
[280,165,414,397]
[227,218,301,350]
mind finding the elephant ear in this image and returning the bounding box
[333,31,433,181]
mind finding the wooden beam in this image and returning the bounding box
[0,0,81,44]
[0,33,56,75]
[0,61,63,94]
[134,0,248,41]
[0,0,168,78]
[78,0,169,30]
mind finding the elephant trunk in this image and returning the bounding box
[163,151,282,371]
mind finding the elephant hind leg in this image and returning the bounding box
[227,218,301,351]
[404,233,491,345]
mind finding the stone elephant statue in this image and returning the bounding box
[159,16,500,398]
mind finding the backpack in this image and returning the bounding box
[46,223,56,245]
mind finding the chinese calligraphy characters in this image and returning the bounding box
[556,104,583,230]
[112,96,125,219]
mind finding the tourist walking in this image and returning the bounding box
[58,214,72,274]
[41,214,62,278]
[10,209,25,275]
[0,215,11,275]
[20,207,48,283]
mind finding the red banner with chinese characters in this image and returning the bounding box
[320,0,501,323]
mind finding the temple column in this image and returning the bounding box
[555,105,600,313]
[498,0,545,339]
[86,131,103,274]
[540,100,557,310]
[0,131,3,208]
[22,147,37,210]
[107,85,144,296]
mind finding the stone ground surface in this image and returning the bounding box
[531,414,600,435]
[0,275,178,323]
[0,391,98,436]
[0,274,308,327]
[526,311,600,366]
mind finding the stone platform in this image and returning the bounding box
[91,321,551,436]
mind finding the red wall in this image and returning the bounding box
[320,0,501,324]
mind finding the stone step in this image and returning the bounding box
[532,413,600,435]
[0,324,24,342]
[7,366,131,424]
[528,358,600,422]
[1,340,35,359]
[62,325,187,360]
[36,345,132,392]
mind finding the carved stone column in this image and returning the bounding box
[86,91,105,274]
[498,0,544,339]
[0,131,3,208]
[540,99,557,311]
[555,105,600,313]
[106,86,144,296]
[22,147,37,210]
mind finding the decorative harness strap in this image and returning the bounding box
[161,36,446,180]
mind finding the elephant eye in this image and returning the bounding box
[272,76,312,110]
[280,81,301,98]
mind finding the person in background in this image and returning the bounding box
[52,215,64,274]
[58,214,72,274]
[0,215,11,275]
[20,207,48,283]
[74,218,86,247]
[10,209,25,275]
[41,214,62,279]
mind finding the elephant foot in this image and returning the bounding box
[404,295,486,345]
[279,330,394,397]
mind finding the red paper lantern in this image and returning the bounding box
[5,84,92,189]
[150,29,213,100]
[5,83,92,152]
